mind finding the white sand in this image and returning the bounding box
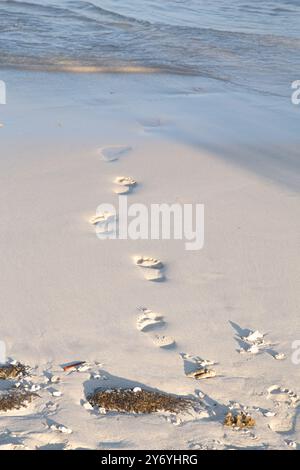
[0,71,299,450]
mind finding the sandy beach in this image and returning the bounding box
[0,68,299,449]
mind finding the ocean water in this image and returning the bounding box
[0,0,299,96]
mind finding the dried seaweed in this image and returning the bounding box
[0,363,27,380]
[224,411,255,428]
[88,388,191,414]
[0,389,36,412]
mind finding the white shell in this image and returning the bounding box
[243,330,264,344]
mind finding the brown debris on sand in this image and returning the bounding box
[224,411,255,428]
[0,389,37,412]
[0,363,27,380]
[186,368,216,379]
[88,388,191,414]
[63,361,86,372]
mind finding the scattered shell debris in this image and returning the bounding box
[238,330,267,354]
[50,424,72,434]
[243,330,265,344]
[238,329,286,361]
[273,352,286,361]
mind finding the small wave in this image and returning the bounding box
[67,0,153,26]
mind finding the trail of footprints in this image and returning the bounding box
[136,307,175,349]
[114,176,137,195]
[93,143,173,345]
[90,142,290,374]
[90,144,290,379]
[1,142,293,448]
[134,256,165,282]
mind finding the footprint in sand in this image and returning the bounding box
[135,307,175,348]
[268,412,294,433]
[267,385,299,406]
[134,256,165,281]
[89,211,116,226]
[136,308,164,332]
[98,145,132,162]
[152,335,175,349]
[114,176,137,195]
[266,385,299,433]
[138,117,168,133]
[89,211,117,237]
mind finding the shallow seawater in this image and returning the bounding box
[0,0,299,96]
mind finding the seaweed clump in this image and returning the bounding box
[0,363,27,380]
[0,389,36,412]
[224,411,255,428]
[88,388,191,414]
[0,362,36,412]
